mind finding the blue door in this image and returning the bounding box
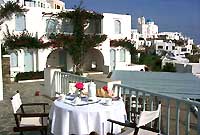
[24,51,33,72]
[59,49,67,71]
[110,49,116,71]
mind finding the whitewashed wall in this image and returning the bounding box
[0,7,62,41]
[102,13,131,40]
[38,48,53,71]
[0,44,3,101]
[101,13,132,72]
[0,7,133,76]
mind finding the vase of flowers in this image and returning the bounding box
[75,82,84,98]
[102,85,113,97]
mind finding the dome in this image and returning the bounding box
[146,19,154,23]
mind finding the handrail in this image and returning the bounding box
[52,71,107,95]
[113,83,200,135]
[50,71,200,135]
[113,83,200,107]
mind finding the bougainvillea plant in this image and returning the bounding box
[2,26,46,50]
[47,5,107,74]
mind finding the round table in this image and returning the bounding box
[49,98,126,135]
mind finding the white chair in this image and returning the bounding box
[10,91,49,135]
[107,102,161,135]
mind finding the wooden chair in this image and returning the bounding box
[10,91,49,135]
[107,102,161,135]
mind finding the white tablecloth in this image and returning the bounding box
[49,98,126,135]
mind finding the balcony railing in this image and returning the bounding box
[51,71,107,95]
[50,71,200,135]
[113,83,200,135]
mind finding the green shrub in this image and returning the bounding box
[162,63,176,72]
[138,53,162,71]
[15,71,44,82]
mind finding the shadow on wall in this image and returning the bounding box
[83,48,104,72]
[46,48,73,72]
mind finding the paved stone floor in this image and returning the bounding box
[0,81,53,135]
[1,79,198,135]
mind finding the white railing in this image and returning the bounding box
[113,83,200,135]
[48,70,200,135]
[51,71,107,95]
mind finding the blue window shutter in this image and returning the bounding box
[15,15,26,31]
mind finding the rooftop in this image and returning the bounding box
[111,71,200,99]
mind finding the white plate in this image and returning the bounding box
[100,102,113,106]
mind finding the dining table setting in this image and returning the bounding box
[49,82,127,135]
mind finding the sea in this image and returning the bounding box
[111,70,200,99]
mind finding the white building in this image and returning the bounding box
[154,40,175,55]
[158,32,182,40]
[137,16,158,39]
[153,39,192,56]
[0,1,134,80]
[0,2,65,78]
[101,13,132,72]
[173,44,193,57]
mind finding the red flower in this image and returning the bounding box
[102,86,108,92]
[75,82,84,91]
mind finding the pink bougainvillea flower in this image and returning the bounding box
[102,86,108,92]
[75,82,84,90]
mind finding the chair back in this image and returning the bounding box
[137,104,161,127]
[11,92,22,113]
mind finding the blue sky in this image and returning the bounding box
[64,0,200,44]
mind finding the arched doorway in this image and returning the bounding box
[83,48,104,72]
[46,48,73,72]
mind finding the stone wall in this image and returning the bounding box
[2,55,10,84]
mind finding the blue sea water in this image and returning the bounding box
[111,70,200,99]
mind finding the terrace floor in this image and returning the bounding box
[0,79,198,135]
[0,81,53,135]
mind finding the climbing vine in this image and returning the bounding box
[2,2,107,74]
[2,26,44,50]
[110,38,137,63]
[48,5,107,73]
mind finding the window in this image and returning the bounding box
[15,15,26,31]
[114,20,121,34]
[158,46,163,49]
[57,5,60,9]
[166,46,168,50]
[10,52,18,67]
[46,19,58,34]
[181,48,187,52]
[61,19,73,33]
[120,49,126,62]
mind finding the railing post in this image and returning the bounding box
[158,98,161,134]
[128,89,132,121]
[185,104,190,135]
[198,106,200,135]
[44,67,61,97]
[166,98,170,135]
[135,91,139,112]
[176,101,180,135]
[65,75,69,94]
[149,95,153,127]
[142,92,146,111]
